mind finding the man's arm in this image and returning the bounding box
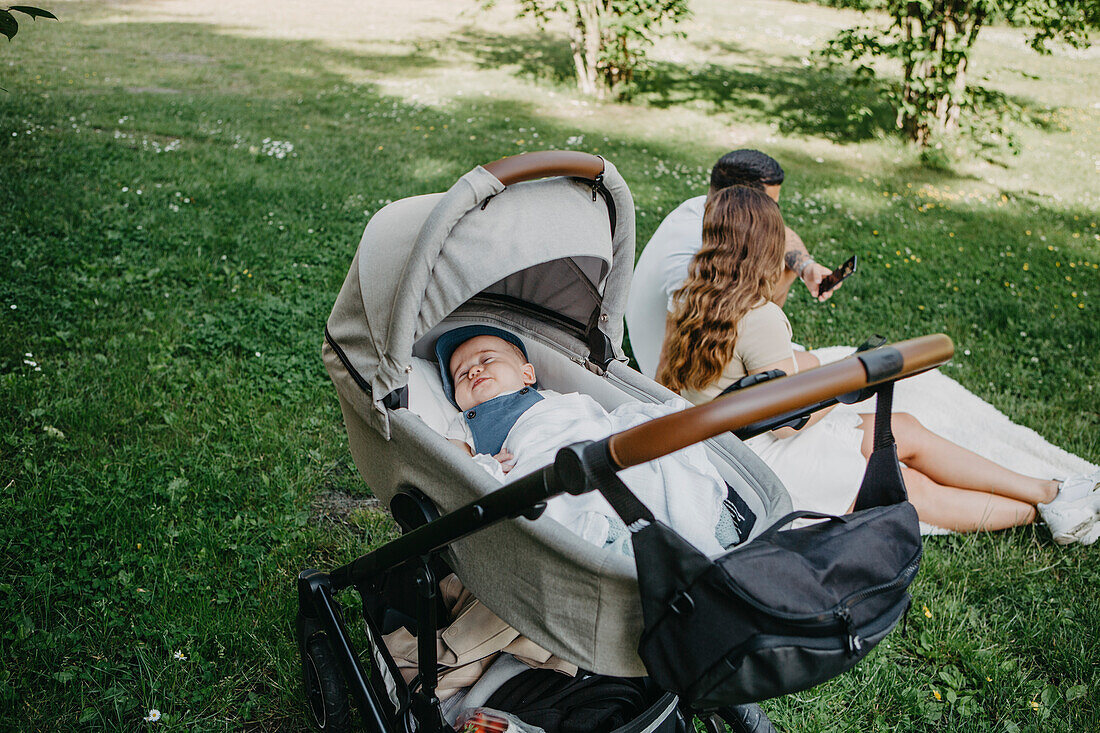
[780,228,834,304]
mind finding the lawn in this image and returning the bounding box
[1,0,1097,730]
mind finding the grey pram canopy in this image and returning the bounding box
[323,154,791,676]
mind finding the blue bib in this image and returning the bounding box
[463,387,544,457]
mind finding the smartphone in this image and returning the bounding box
[817,254,857,296]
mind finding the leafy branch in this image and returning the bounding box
[1,5,57,41]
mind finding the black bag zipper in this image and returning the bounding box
[833,552,922,655]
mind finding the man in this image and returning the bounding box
[626,150,836,377]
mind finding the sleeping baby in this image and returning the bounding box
[435,325,748,556]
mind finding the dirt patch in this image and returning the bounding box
[311,489,384,527]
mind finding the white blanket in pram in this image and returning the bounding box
[448,391,728,556]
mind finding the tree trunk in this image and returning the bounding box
[898,0,986,145]
[569,1,601,97]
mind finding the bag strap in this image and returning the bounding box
[580,441,656,529]
[852,381,909,511]
[754,510,848,541]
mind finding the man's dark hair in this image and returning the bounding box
[710,150,784,191]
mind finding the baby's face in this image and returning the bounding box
[449,335,536,411]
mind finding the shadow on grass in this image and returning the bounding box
[451,28,1063,149]
[452,29,577,88]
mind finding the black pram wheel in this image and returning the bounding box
[298,613,352,732]
[715,704,778,733]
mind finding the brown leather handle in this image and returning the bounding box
[483,151,605,186]
[607,333,954,470]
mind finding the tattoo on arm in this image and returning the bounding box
[784,250,807,274]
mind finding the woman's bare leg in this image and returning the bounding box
[900,468,1037,532]
[856,413,1059,505]
[793,350,820,372]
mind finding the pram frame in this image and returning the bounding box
[297,335,953,733]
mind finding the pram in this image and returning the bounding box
[298,151,953,733]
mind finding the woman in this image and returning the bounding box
[655,185,1100,542]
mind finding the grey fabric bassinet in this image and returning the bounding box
[322,154,792,677]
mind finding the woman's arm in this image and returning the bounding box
[745,356,835,438]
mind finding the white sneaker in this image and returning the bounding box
[1079,523,1100,547]
[1038,470,1100,545]
[1055,468,1100,504]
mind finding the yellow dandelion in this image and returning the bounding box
[1025,230,1032,235]
[1072,292,1077,298]
[1023,263,1029,271]
[923,605,932,617]
[986,677,992,682]
[873,230,879,235]
[1079,303,1085,309]
[918,305,925,311]
[1031,701,1040,711]
[932,690,942,701]
[885,263,891,268]
[948,232,955,237]
[1049,245,1055,251]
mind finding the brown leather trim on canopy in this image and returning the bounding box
[484,151,605,186]
[607,334,954,470]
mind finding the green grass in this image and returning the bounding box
[1,0,1097,730]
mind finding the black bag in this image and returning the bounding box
[589,383,921,710]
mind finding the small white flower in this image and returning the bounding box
[143,709,161,722]
[173,650,187,661]
[254,352,261,357]
[9,304,16,310]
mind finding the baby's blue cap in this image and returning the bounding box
[434,325,531,408]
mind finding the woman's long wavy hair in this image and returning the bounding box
[657,186,786,393]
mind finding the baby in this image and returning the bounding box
[434,325,751,555]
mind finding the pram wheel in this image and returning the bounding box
[713,704,778,733]
[298,613,352,732]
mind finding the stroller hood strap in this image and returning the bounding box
[464,387,544,457]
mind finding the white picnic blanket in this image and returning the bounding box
[815,346,1098,530]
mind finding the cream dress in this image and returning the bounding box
[680,302,869,517]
